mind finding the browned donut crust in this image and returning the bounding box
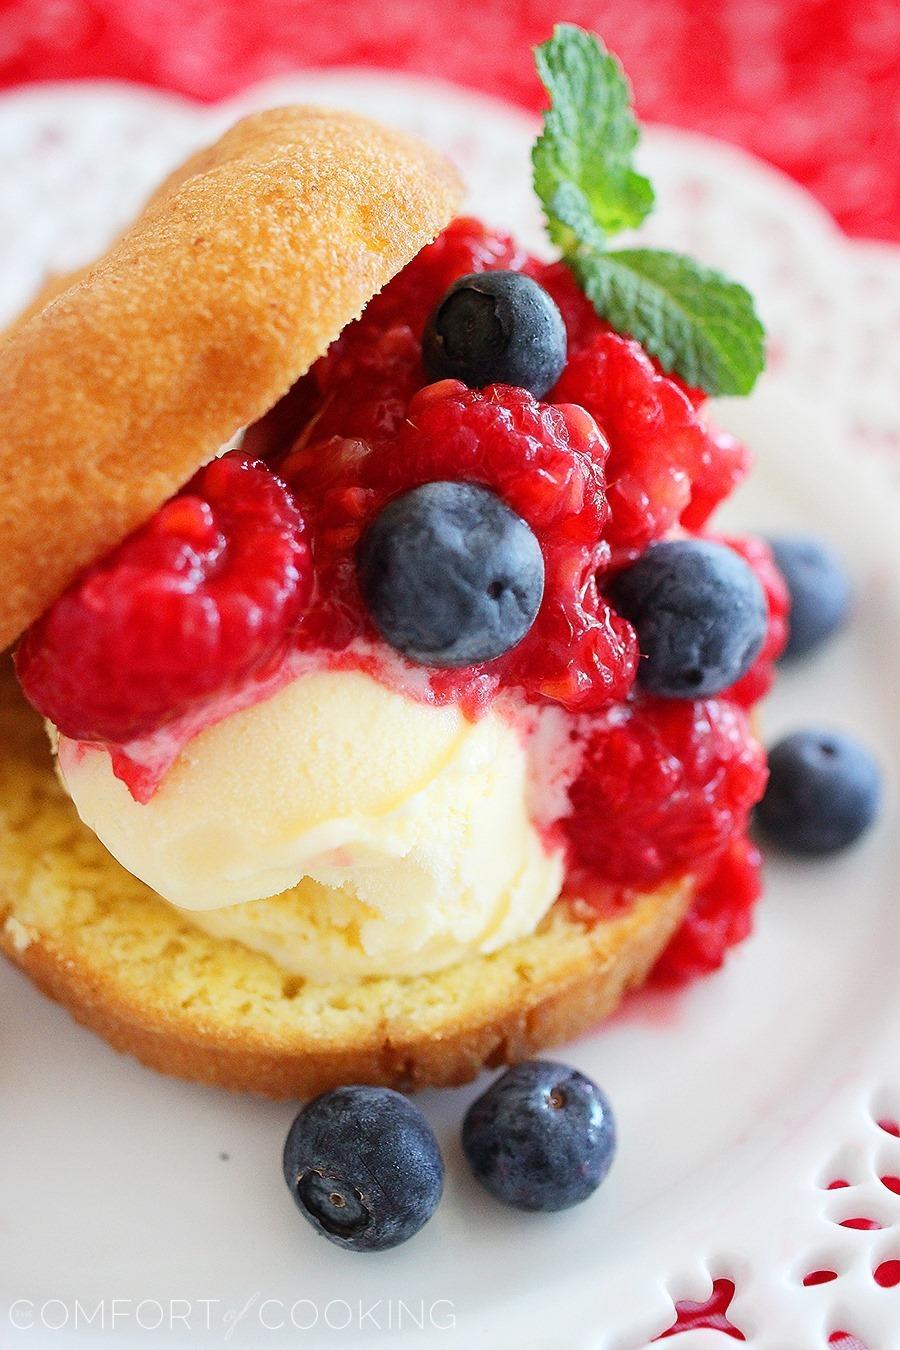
[0,106,463,650]
[0,663,691,1099]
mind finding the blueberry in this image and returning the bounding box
[358,480,544,667]
[768,533,851,660]
[423,271,567,398]
[282,1086,443,1251]
[611,539,768,698]
[756,729,881,855]
[462,1060,616,1212]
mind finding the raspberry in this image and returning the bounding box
[534,260,740,552]
[565,697,768,889]
[716,533,790,706]
[659,366,708,411]
[371,382,637,710]
[17,454,311,742]
[378,382,609,538]
[681,426,752,530]
[551,331,710,559]
[283,381,638,713]
[311,322,423,446]
[652,835,763,984]
[279,434,381,655]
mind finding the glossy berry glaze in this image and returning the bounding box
[16,217,786,982]
[17,456,312,744]
[279,380,636,715]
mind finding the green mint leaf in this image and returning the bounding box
[531,23,767,394]
[573,247,766,396]
[532,24,654,245]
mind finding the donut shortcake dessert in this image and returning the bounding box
[0,28,785,1097]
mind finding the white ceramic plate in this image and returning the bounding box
[0,73,898,1350]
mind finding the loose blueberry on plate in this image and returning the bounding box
[611,538,768,698]
[756,729,881,855]
[462,1060,616,1212]
[358,480,545,667]
[282,1086,444,1251]
[423,270,567,399]
[768,533,852,659]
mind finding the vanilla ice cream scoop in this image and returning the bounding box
[55,669,566,980]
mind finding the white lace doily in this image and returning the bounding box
[0,73,897,1350]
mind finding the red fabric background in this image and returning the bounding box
[0,0,897,241]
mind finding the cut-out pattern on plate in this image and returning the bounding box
[653,1277,745,1341]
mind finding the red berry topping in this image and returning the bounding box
[311,322,423,447]
[681,427,752,531]
[659,366,708,412]
[551,330,710,559]
[715,533,790,707]
[370,381,639,710]
[532,258,747,553]
[377,382,609,539]
[283,381,639,713]
[652,835,763,984]
[16,454,311,742]
[527,259,600,351]
[565,697,768,890]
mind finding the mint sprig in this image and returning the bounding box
[533,26,654,247]
[533,25,765,396]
